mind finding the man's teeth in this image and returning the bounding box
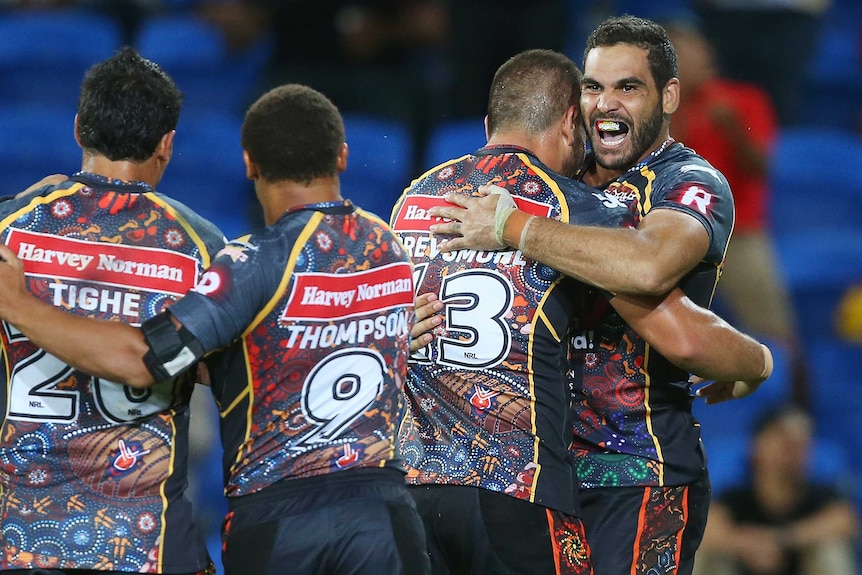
[597,120,621,131]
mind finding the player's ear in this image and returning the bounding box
[663,78,680,115]
[336,142,348,174]
[243,150,259,180]
[156,130,175,164]
[562,104,578,146]
[73,114,83,148]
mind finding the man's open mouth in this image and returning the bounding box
[596,119,630,147]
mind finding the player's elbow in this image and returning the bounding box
[655,333,703,373]
[110,343,158,389]
[633,267,678,297]
[122,368,158,389]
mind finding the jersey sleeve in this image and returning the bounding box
[650,162,734,265]
[168,235,279,352]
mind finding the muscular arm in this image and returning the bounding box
[0,244,158,388]
[431,190,709,295]
[511,208,708,295]
[610,289,771,392]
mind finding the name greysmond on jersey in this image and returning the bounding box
[399,233,530,266]
[392,193,550,264]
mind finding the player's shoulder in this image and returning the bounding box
[149,192,227,259]
[0,177,77,220]
[656,143,731,193]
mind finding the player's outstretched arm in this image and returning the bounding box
[0,244,156,388]
[610,288,773,403]
[431,184,709,296]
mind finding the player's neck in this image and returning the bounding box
[258,176,342,225]
[487,132,561,170]
[80,154,162,188]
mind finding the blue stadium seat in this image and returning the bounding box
[803,0,862,130]
[0,10,122,111]
[0,106,81,196]
[159,112,253,239]
[775,230,862,340]
[422,117,487,171]
[806,338,862,428]
[768,127,862,237]
[340,114,414,221]
[136,13,271,115]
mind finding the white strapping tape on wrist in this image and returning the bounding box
[489,186,517,247]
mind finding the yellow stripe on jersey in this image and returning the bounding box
[0,182,86,231]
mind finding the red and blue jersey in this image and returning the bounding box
[391,146,636,515]
[0,172,223,572]
[167,201,415,498]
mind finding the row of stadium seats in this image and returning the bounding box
[0,9,271,116]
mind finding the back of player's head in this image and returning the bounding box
[487,49,581,138]
[77,46,183,162]
[241,84,345,184]
[584,15,678,91]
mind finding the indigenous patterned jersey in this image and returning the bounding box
[167,201,414,498]
[0,172,224,572]
[391,145,635,515]
[570,142,735,488]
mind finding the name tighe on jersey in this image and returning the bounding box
[8,228,199,322]
[278,261,414,349]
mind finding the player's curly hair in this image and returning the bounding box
[241,84,345,184]
[76,46,183,162]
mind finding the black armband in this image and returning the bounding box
[141,313,205,382]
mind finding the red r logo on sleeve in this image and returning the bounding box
[680,185,712,215]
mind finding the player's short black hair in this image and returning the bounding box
[584,15,678,91]
[487,49,581,137]
[77,46,183,162]
[241,84,345,184]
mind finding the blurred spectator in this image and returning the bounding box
[665,17,811,405]
[693,0,831,126]
[694,405,859,575]
[836,283,862,343]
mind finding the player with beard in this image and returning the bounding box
[426,15,742,575]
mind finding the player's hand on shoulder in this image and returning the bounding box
[429,185,507,253]
[17,174,67,198]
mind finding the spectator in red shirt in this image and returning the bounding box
[666,17,810,403]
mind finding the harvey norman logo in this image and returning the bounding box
[7,228,198,295]
[392,194,555,233]
[281,261,414,322]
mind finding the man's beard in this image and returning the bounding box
[594,105,664,172]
